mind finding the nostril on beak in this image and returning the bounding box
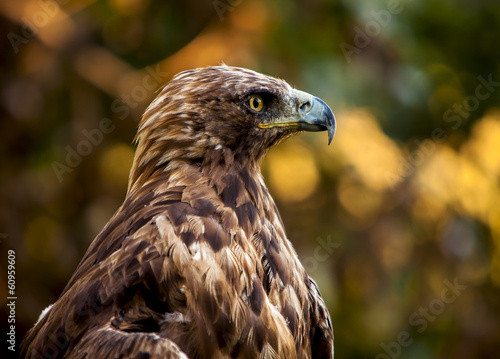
[299,100,312,114]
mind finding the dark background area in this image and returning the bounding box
[1,0,500,358]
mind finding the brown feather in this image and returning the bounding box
[21,66,334,359]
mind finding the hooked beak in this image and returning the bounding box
[294,90,336,145]
[258,89,336,145]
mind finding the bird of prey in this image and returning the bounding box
[21,66,336,359]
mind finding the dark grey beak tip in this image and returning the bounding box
[327,112,336,145]
[314,97,336,146]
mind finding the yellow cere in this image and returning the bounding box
[258,122,299,129]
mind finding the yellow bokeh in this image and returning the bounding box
[414,144,458,206]
[413,112,500,224]
[337,174,383,220]
[19,0,76,50]
[329,109,402,191]
[412,192,448,225]
[455,156,498,221]
[462,109,500,177]
[265,139,320,203]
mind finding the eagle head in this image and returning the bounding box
[129,66,335,190]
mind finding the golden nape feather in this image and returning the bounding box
[21,66,336,359]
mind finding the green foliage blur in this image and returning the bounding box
[1,0,500,357]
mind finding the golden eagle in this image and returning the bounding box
[21,66,336,359]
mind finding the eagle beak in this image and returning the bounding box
[294,90,336,145]
[257,90,336,145]
[259,90,336,145]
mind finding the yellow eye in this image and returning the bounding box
[248,94,264,112]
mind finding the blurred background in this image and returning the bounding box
[1,0,500,358]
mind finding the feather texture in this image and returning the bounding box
[21,66,334,359]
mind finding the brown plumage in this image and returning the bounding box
[21,66,336,359]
